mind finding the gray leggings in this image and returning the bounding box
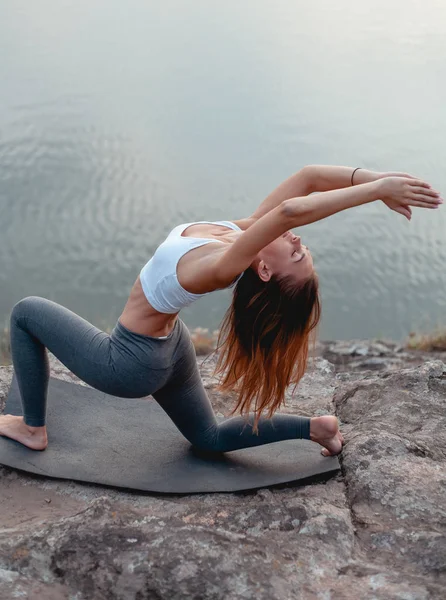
[10,296,311,452]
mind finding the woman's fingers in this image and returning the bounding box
[409,185,440,197]
[408,179,433,189]
[408,199,441,209]
[408,192,443,206]
[394,206,412,220]
[381,176,443,211]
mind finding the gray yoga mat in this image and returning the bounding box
[0,376,340,493]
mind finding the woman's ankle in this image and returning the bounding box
[24,421,47,433]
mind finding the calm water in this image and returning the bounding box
[1,0,446,341]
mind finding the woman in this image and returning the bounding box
[0,166,441,458]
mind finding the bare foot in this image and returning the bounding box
[0,415,48,450]
[310,415,344,457]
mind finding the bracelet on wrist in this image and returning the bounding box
[351,167,361,186]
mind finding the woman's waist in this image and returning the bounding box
[118,311,178,338]
[110,318,187,370]
[119,275,179,337]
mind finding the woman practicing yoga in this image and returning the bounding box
[0,166,442,457]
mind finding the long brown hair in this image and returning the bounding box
[213,267,321,434]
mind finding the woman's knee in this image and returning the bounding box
[189,426,223,453]
[11,296,47,325]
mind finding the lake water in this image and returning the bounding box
[1,0,446,341]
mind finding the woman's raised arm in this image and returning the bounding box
[283,176,441,226]
[216,177,441,286]
[248,167,313,220]
[247,165,403,221]
[304,165,421,192]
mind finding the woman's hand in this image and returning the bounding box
[377,176,443,220]
[353,167,419,185]
[354,169,418,185]
[378,171,416,180]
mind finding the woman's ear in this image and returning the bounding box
[257,259,272,282]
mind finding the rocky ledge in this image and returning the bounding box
[0,339,445,600]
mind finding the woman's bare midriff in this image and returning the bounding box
[118,276,179,337]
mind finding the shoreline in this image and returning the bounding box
[2,323,446,367]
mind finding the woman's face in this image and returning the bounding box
[255,231,314,283]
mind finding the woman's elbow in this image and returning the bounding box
[280,198,312,227]
[299,165,317,194]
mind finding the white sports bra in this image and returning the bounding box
[139,220,244,314]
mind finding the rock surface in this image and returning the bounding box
[0,340,445,599]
